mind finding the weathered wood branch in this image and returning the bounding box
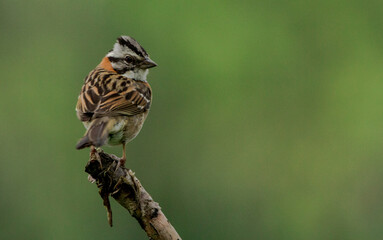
[85,150,181,240]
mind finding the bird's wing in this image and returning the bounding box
[76,71,152,122]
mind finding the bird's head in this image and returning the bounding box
[105,36,157,81]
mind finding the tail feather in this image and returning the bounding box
[76,117,115,150]
[76,135,92,149]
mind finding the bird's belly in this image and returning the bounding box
[107,113,148,146]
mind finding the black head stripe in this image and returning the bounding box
[117,36,147,57]
[115,66,130,74]
[139,45,148,56]
[108,56,122,63]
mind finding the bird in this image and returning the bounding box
[75,35,157,168]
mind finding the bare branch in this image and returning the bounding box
[85,150,181,240]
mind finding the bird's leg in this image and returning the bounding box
[115,143,126,171]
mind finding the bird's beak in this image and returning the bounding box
[141,58,158,69]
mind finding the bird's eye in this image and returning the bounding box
[125,56,134,63]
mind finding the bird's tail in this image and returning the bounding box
[76,117,116,150]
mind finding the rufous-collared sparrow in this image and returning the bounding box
[76,36,157,168]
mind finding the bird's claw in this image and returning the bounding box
[114,157,126,173]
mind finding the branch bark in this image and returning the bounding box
[85,150,181,240]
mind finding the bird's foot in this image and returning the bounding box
[114,157,126,173]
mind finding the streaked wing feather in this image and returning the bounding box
[76,71,151,121]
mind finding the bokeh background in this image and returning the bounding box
[1,0,383,239]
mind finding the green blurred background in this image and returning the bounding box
[1,0,383,239]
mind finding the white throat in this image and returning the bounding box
[123,69,149,81]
